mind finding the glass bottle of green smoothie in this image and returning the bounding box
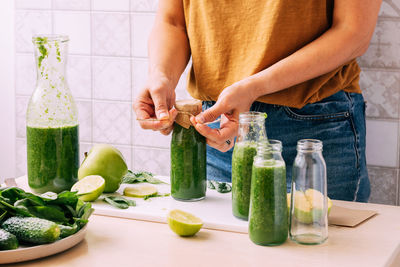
[171,99,206,201]
[249,140,288,246]
[231,112,267,220]
[26,35,79,193]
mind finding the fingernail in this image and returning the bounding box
[159,112,169,120]
[196,116,204,124]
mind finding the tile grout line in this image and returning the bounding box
[13,0,19,177]
[89,0,94,148]
[129,0,136,170]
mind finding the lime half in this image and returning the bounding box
[71,175,105,202]
[123,184,158,198]
[167,209,203,236]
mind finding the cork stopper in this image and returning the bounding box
[175,99,202,129]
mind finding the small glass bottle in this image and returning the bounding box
[170,99,206,201]
[249,140,288,246]
[289,139,328,245]
[26,35,79,193]
[232,112,267,220]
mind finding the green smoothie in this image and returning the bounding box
[171,124,206,201]
[27,125,79,193]
[249,161,287,246]
[231,142,257,220]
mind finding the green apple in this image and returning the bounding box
[287,189,333,224]
[78,144,128,193]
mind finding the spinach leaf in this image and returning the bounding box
[207,180,216,190]
[122,171,168,185]
[216,182,232,193]
[103,196,136,209]
[143,193,170,201]
[207,180,232,193]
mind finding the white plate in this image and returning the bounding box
[0,225,87,264]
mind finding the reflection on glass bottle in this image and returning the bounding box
[289,139,328,245]
[232,112,267,220]
[26,35,79,193]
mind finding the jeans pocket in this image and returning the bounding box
[283,106,350,122]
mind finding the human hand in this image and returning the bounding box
[133,75,178,135]
[190,80,258,152]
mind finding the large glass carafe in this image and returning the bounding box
[289,139,328,245]
[249,140,287,246]
[26,35,79,193]
[231,112,267,220]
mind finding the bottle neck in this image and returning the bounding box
[237,112,267,143]
[296,139,323,153]
[33,36,68,87]
[256,140,282,158]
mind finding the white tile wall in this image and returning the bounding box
[131,0,158,12]
[132,58,148,96]
[92,101,132,145]
[93,57,131,101]
[67,56,92,99]
[92,13,131,56]
[15,0,52,9]
[54,0,90,11]
[132,13,155,57]
[15,96,29,138]
[16,11,52,53]
[366,119,399,168]
[93,0,130,11]
[133,147,169,176]
[15,138,27,177]
[76,100,92,142]
[15,54,36,96]
[53,11,91,55]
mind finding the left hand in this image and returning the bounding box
[190,80,258,152]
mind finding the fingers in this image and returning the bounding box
[191,115,238,152]
[133,84,177,133]
[151,88,170,120]
[139,108,177,130]
[206,138,234,152]
[195,101,226,124]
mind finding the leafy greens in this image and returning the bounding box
[0,187,93,237]
[207,180,232,193]
[103,196,136,209]
[122,171,168,185]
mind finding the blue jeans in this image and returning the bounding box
[204,91,370,202]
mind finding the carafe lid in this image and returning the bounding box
[175,99,202,128]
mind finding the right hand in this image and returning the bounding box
[133,76,178,135]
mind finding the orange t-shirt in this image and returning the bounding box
[183,0,361,109]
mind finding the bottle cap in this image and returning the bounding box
[175,99,202,128]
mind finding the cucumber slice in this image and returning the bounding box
[123,184,158,198]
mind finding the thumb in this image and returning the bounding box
[196,102,226,124]
[152,91,169,120]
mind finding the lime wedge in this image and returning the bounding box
[71,175,105,202]
[167,209,203,236]
[123,184,158,198]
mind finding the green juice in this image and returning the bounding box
[27,125,79,193]
[231,142,257,220]
[170,124,206,201]
[249,161,288,246]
